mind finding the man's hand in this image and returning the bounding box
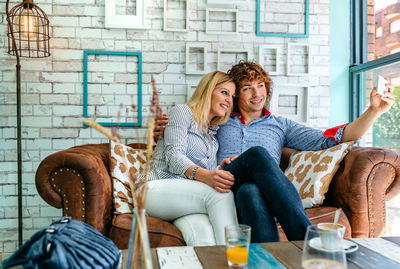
[341,84,396,142]
[370,86,395,116]
[219,155,238,169]
[153,114,168,141]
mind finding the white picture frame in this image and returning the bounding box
[186,43,208,75]
[217,48,250,72]
[105,0,146,29]
[207,0,247,4]
[206,7,239,35]
[186,84,198,102]
[287,42,309,76]
[258,45,280,75]
[164,0,189,32]
[270,84,309,123]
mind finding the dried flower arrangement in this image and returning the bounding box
[81,76,162,269]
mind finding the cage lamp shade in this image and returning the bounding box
[7,0,50,58]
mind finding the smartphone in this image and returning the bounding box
[376,75,389,96]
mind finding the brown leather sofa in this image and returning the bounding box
[35,143,400,249]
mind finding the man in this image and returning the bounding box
[154,61,395,242]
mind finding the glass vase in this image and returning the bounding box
[126,208,153,269]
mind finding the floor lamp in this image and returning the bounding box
[6,0,50,246]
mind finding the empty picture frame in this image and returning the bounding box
[206,7,239,35]
[270,84,309,123]
[164,0,189,32]
[217,49,250,72]
[258,45,280,75]
[287,43,309,76]
[186,43,208,75]
[256,0,309,38]
[83,50,142,127]
[105,0,146,29]
[186,84,198,101]
[207,0,247,5]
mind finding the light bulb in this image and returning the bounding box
[15,7,39,39]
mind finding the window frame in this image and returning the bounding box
[350,0,400,121]
[376,26,382,38]
[390,19,400,33]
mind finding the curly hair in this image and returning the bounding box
[227,60,273,109]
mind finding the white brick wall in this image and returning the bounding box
[0,0,331,252]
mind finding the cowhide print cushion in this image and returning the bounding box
[284,142,353,208]
[110,140,147,214]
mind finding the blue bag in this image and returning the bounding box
[1,217,120,269]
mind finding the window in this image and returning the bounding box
[390,19,400,33]
[351,0,400,236]
[376,26,382,38]
[391,46,400,54]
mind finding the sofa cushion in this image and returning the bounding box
[284,142,352,208]
[109,213,186,249]
[109,140,147,214]
[278,206,352,241]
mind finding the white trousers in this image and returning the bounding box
[145,179,238,245]
[173,214,216,246]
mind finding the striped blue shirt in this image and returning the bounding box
[217,110,343,164]
[148,104,219,181]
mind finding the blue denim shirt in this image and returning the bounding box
[217,109,344,164]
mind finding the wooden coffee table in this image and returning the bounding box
[122,237,400,269]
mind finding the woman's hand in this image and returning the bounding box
[205,170,235,193]
[192,167,235,193]
[219,155,238,169]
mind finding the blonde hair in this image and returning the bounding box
[187,71,234,132]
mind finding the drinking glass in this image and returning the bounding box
[225,224,251,268]
[302,225,347,269]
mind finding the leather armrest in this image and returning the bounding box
[326,146,400,238]
[35,143,112,235]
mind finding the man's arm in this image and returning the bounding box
[341,87,395,142]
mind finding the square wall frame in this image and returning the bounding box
[207,0,247,4]
[256,0,309,38]
[206,7,239,35]
[186,43,208,75]
[217,49,250,72]
[105,0,146,29]
[258,45,280,75]
[287,42,309,76]
[270,84,309,123]
[83,50,142,127]
[186,84,198,102]
[164,0,189,32]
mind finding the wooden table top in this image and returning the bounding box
[121,241,304,269]
[122,237,400,269]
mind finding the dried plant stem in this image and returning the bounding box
[131,228,140,266]
[127,179,151,269]
[80,117,120,143]
[140,117,155,209]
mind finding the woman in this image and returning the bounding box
[146,71,239,245]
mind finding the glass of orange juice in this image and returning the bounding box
[225,224,251,268]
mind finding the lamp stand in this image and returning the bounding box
[6,0,23,247]
[17,63,23,247]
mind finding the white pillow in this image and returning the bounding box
[109,140,147,214]
[284,142,353,208]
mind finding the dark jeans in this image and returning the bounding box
[224,146,311,242]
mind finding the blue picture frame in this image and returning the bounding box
[83,50,142,127]
[256,0,309,38]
